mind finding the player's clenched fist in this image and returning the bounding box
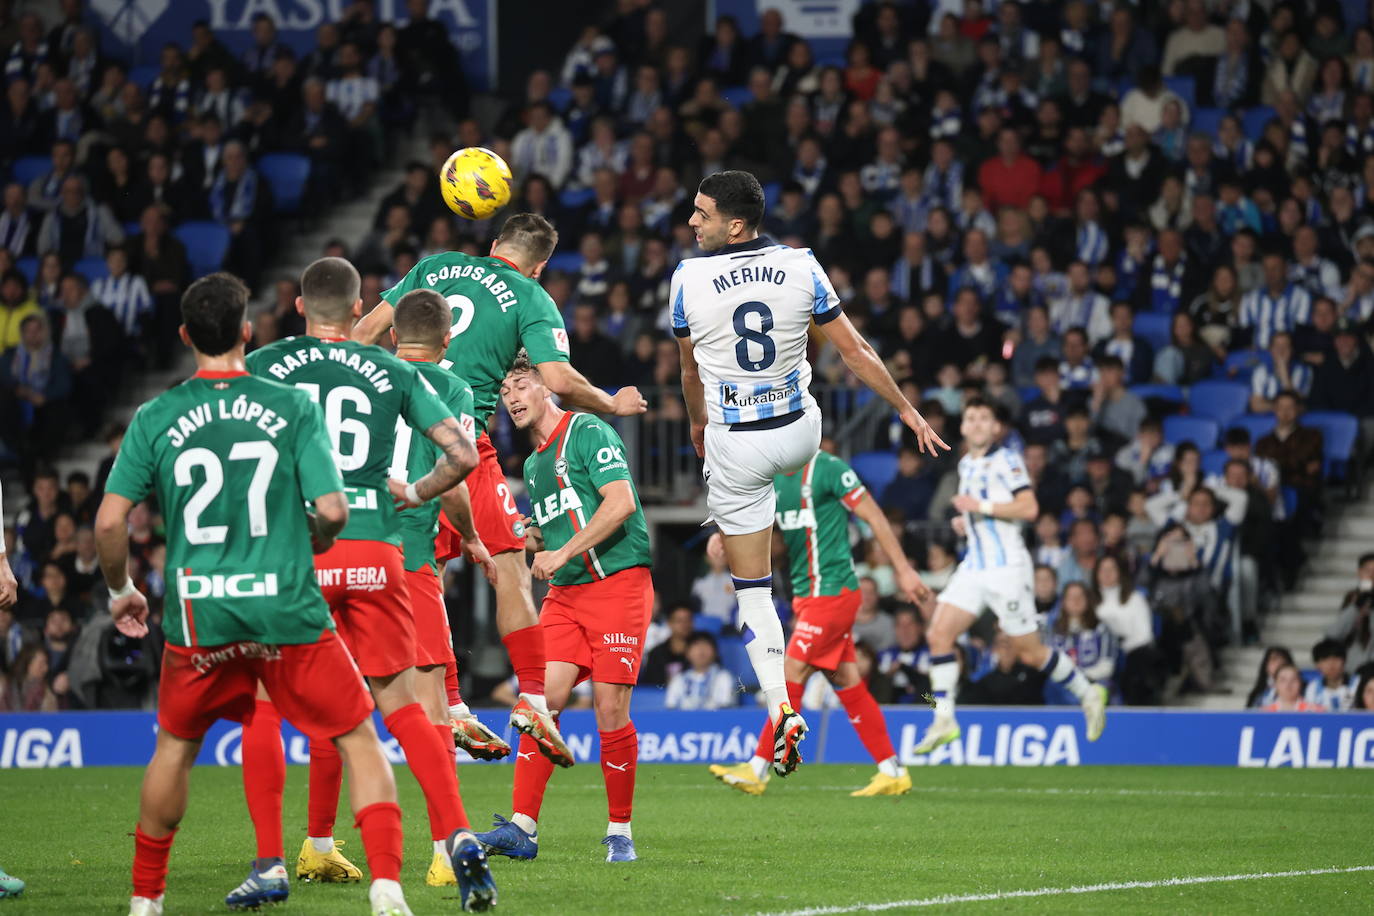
[530,549,566,581]
[610,386,648,416]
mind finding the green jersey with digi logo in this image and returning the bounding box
[246,336,456,546]
[381,251,571,434]
[104,371,344,647]
[393,359,475,573]
[774,451,867,598]
[523,411,651,587]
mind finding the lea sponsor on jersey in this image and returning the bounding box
[164,395,289,448]
[258,344,395,393]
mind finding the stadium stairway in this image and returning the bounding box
[1186,487,1374,710]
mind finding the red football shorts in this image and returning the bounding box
[786,588,862,671]
[407,567,455,668]
[157,632,373,742]
[436,432,526,562]
[541,566,653,686]
[314,539,415,678]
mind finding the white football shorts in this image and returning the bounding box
[938,563,1039,637]
[702,408,821,535]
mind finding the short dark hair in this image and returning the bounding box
[1098,354,1124,371]
[180,272,248,356]
[1224,427,1251,446]
[496,212,559,264]
[393,288,450,347]
[299,256,360,323]
[1312,638,1346,662]
[507,348,538,378]
[698,170,765,230]
[962,396,994,415]
[1034,355,1060,374]
[687,631,719,653]
[1359,551,1374,567]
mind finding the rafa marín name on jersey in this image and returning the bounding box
[710,264,787,294]
[261,345,394,393]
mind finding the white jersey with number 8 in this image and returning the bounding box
[671,238,841,426]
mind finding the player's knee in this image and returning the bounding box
[783,657,811,683]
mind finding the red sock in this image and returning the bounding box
[754,680,806,759]
[354,802,402,881]
[836,682,897,764]
[445,659,462,707]
[501,625,546,696]
[240,700,285,859]
[307,738,343,838]
[131,825,176,899]
[423,722,458,841]
[599,723,638,824]
[511,733,556,822]
[384,703,468,834]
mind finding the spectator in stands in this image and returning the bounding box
[1240,251,1311,349]
[977,128,1041,213]
[1154,310,1215,384]
[1093,554,1162,704]
[963,630,1046,705]
[877,606,930,704]
[511,102,573,190]
[1310,322,1374,451]
[1250,331,1313,413]
[26,140,74,213]
[1305,638,1358,711]
[852,576,895,650]
[209,140,269,291]
[53,271,122,436]
[90,246,152,339]
[1057,518,1100,588]
[1247,646,1296,707]
[36,175,123,267]
[664,632,736,710]
[1326,553,1374,672]
[642,602,693,688]
[1,643,57,711]
[130,205,189,367]
[882,445,937,523]
[1263,662,1324,711]
[0,267,38,348]
[1256,390,1324,529]
[1049,581,1119,689]
[0,181,35,258]
[0,313,71,471]
[1090,355,1147,445]
[692,538,736,625]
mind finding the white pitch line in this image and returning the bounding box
[622,783,1371,802]
[753,865,1374,916]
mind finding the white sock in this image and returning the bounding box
[433,839,446,856]
[748,754,770,781]
[734,577,788,712]
[928,653,958,718]
[605,820,631,839]
[308,836,334,854]
[369,878,404,905]
[511,812,538,836]
[1043,649,1093,701]
[520,692,550,716]
[878,756,902,778]
[449,702,471,719]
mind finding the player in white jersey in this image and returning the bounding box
[913,398,1107,754]
[673,170,947,775]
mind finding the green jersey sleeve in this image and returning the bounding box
[571,418,632,491]
[293,394,345,501]
[518,285,571,366]
[821,453,867,509]
[104,405,156,503]
[401,363,458,436]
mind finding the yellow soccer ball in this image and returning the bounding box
[439,147,513,220]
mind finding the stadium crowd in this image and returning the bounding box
[5,0,1374,712]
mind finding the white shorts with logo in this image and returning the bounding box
[703,408,821,535]
[939,562,1038,637]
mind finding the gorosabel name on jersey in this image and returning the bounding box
[165,395,289,448]
[775,508,818,531]
[531,488,584,526]
[419,261,520,311]
[258,344,395,393]
[710,264,788,294]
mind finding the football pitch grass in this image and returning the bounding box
[4,764,1371,914]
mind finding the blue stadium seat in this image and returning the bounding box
[1220,349,1270,381]
[1302,411,1359,480]
[1188,379,1249,427]
[1229,412,1276,443]
[850,450,898,494]
[632,686,668,710]
[1201,448,1229,477]
[128,64,160,90]
[762,181,781,211]
[1163,415,1220,449]
[1190,107,1225,137]
[173,221,231,278]
[1242,105,1277,140]
[1128,383,1185,406]
[546,86,572,112]
[256,153,310,213]
[74,256,108,283]
[1164,75,1196,109]
[693,614,724,635]
[1017,385,1041,405]
[15,257,38,283]
[716,634,757,690]
[546,251,583,273]
[1133,312,1173,349]
[720,85,753,109]
[558,187,595,210]
[10,154,50,187]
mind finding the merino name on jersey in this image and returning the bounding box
[671,237,842,425]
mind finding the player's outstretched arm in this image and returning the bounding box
[818,311,950,457]
[440,482,498,584]
[530,479,636,580]
[851,491,931,606]
[676,337,708,457]
[391,417,479,508]
[308,491,349,554]
[537,360,647,416]
[950,488,1039,522]
[93,492,150,638]
[351,299,395,344]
